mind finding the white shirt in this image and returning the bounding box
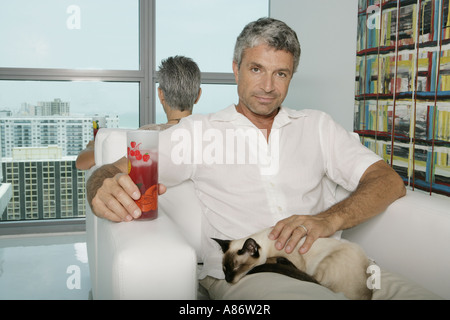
[159,104,381,279]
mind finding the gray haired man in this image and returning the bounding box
[87,18,439,299]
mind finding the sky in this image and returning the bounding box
[0,0,268,128]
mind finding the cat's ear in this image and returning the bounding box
[212,238,231,253]
[238,238,260,258]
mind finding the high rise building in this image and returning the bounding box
[0,107,120,221]
[1,151,86,221]
[35,98,70,116]
[0,116,93,158]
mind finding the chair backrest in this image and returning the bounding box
[94,128,128,165]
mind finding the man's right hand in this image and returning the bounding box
[89,172,143,222]
[86,158,168,222]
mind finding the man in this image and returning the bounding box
[76,55,202,170]
[87,18,439,299]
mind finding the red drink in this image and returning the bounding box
[128,149,158,220]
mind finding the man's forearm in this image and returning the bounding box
[322,160,406,232]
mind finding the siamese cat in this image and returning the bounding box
[213,227,372,300]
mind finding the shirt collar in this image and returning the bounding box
[210,104,307,128]
[210,104,242,122]
[273,106,307,128]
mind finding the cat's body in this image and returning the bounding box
[213,227,372,300]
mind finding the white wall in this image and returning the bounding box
[270,0,358,130]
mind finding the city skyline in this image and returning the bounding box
[1,97,115,117]
[0,81,140,129]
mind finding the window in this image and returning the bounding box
[0,0,139,70]
[0,0,269,230]
[154,0,269,121]
[155,0,268,73]
[0,0,141,227]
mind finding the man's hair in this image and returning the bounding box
[158,56,201,112]
[233,17,301,73]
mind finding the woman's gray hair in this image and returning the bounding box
[233,17,301,73]
[158,56,201,112]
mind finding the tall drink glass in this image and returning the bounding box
[127,130,159,220]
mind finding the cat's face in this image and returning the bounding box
[213,237,263,284]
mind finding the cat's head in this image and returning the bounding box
[212,237,263,284]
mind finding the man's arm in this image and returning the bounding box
[269,160,406,254]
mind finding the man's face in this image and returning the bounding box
[233,44,294,117]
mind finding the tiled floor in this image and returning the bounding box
[0,232,91,300]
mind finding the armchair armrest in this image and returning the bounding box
[342,190,450,299]
[86,128,199,299]
[87,186,198,299]
[94,210,197,299]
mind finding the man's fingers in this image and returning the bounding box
[115,173,141,200]
[268,221,284,241]
[269,224,286,249]
[98,174,142,220]
[114,173,143,218]
[91,196,130,222]
[158,183,167,195]
[284,225,308,253]
[269,218,298,250]
[299,234,316,254]
[275,224,298,251]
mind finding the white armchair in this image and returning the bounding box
[86,128,201,299]
[86,128,450,300]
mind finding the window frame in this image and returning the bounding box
[0,0,238,234]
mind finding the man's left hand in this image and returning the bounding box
[269,214,338,254]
